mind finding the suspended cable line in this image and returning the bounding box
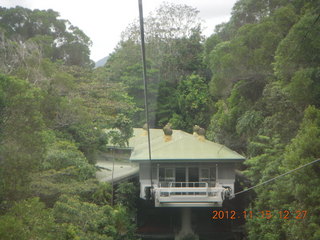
[138,0,153,189]
[303,13,320,39]
[234,158,320,196]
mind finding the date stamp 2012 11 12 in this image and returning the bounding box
[212,210,307,220]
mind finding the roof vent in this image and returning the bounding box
[142,123,148,136]
[193,125,200,136]
[163,123,173,142]
[193,125,205,142]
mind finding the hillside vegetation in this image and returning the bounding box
[105,1,320,239]
[0,6,138,240]
[0,0,320,239]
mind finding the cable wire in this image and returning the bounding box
[234,158,320,196]
[138,0,153,188]
[303,13,320,39]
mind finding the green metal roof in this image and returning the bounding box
[129,128,245,162]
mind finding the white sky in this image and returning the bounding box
[1,0,237,62]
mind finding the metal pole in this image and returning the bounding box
[216,163,218,184]
[138,0,153,189]
[111,146,115,206]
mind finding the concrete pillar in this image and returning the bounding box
[175,208,198,240]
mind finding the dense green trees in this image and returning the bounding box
[0,74,47,201]
[0,6,137,240]
[245,107,320,240]
[203,0,320,239]
[104,2,320,238]
[106,2,205,129]
[0,6,92,67]
[0,198,60,240]
[1,1,319,239]
[170,74,211,130]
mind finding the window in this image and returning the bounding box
[159,167,175,182]
[175,167,186,182]
[159,168,165,181]
[165,168,175,181]
[188,167,199,182]
[200,168,209,182]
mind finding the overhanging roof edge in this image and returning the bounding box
[130,158,245,162]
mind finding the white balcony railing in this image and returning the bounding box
[160,182,208,188]
[153,182,226,207]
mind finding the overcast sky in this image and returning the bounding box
[1,0,237,62]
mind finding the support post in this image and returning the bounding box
[111,147,115,206]
[175,208,198,240]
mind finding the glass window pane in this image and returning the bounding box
[165,168,174,178]
[188,167,199,182]
[159,168,165,181]
[201,168,209,178]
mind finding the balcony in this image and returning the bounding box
[153,182,226,207]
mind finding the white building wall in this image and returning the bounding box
[218,163,235,179]
[139,163,150,180]
[216,163,235,195]
[139,163,158,198]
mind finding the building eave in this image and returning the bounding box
[130,158,245,163]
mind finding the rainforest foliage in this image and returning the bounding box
[105,1,320,239]
[0,0,320,239]
[0,6,138,240]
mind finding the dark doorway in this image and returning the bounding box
[188,167,199,182]
[175,167,186,182]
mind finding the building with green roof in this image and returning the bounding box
[130,128,245,207]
